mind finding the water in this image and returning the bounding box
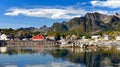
[0,46,120,67]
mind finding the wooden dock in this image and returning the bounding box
[6,41,56,47]
[1,40,120,49]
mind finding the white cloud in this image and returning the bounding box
[91,1,120,8]
[5,8,88,19]
[5,2,119,20]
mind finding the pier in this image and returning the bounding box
[0,40,120,49]
[59,40,120,48]
[6,41,56,47]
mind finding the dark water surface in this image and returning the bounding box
[0,46,120,67]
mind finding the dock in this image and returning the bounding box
[6,41,56,47]
[0,40,120,49]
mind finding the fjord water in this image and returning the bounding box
[0,47,120,67]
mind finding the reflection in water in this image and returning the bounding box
[26,62,82,67]
[0,47,7,53]
[3,46,45,55]
[48,47,120,67]
[0,46,120,67]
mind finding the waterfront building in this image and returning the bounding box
[59,39,68,45]
[91,35,101,42]
[46,36,55,41]
[91,35,101,40]
[58,37,68,45]
[81,36,86,39]
[70,35,77,40]
[0,34,8,40]
[59,37,67,44]
[115,35,120,40]
[32,34,44,41]
[22,38,28,41]
[66,35,71,40]
[104,35,109,40]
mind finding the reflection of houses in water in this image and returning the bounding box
[49,48,120,67]
[26,62,82,67]
[67,48,97,53]
[0,47,7,53]
[6,46,45,54]
[35,45,44,53]
[7,47,36,54]
[69,48,84,53]
[0,40,7,47]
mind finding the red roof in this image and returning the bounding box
[32,34,44,41]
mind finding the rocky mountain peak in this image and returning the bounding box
[49,12,120,34]
[85,12,108,21]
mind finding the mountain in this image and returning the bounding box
[17,27,37,31]
[50,21,68,32]
[39,25,50,33]
[17,12,120,35]
[49,12,120,35]
[17,25,50,34]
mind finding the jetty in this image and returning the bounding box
[6,41,56,47]
[0,39,120,49]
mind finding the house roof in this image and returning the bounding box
[32,34,44,40]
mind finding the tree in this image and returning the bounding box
[55,33,61,41]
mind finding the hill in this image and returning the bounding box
[49,12,120,35]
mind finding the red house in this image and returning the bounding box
[32,34,44,41]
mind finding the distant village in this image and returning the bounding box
[1,32,120,41]
[1,32,120,48]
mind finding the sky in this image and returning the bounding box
[0,0,120,29]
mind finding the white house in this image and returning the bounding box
[115,35,120,40]
[59,37,68,45]
[70,35,77,40]
[91,35,101,42]
[59,39,67,45]
[91,35,101,40]
[82,36,86,39]
[46,36,55,41]
[66,35,71,40]
[104,35,109,40]
[0,34,8,40]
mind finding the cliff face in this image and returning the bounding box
[50,12,120,34]
[18,12,120,35]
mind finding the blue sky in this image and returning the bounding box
[0,0,120,29]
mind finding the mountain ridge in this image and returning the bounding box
[17,12,120,35]
[49,12,120,35]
